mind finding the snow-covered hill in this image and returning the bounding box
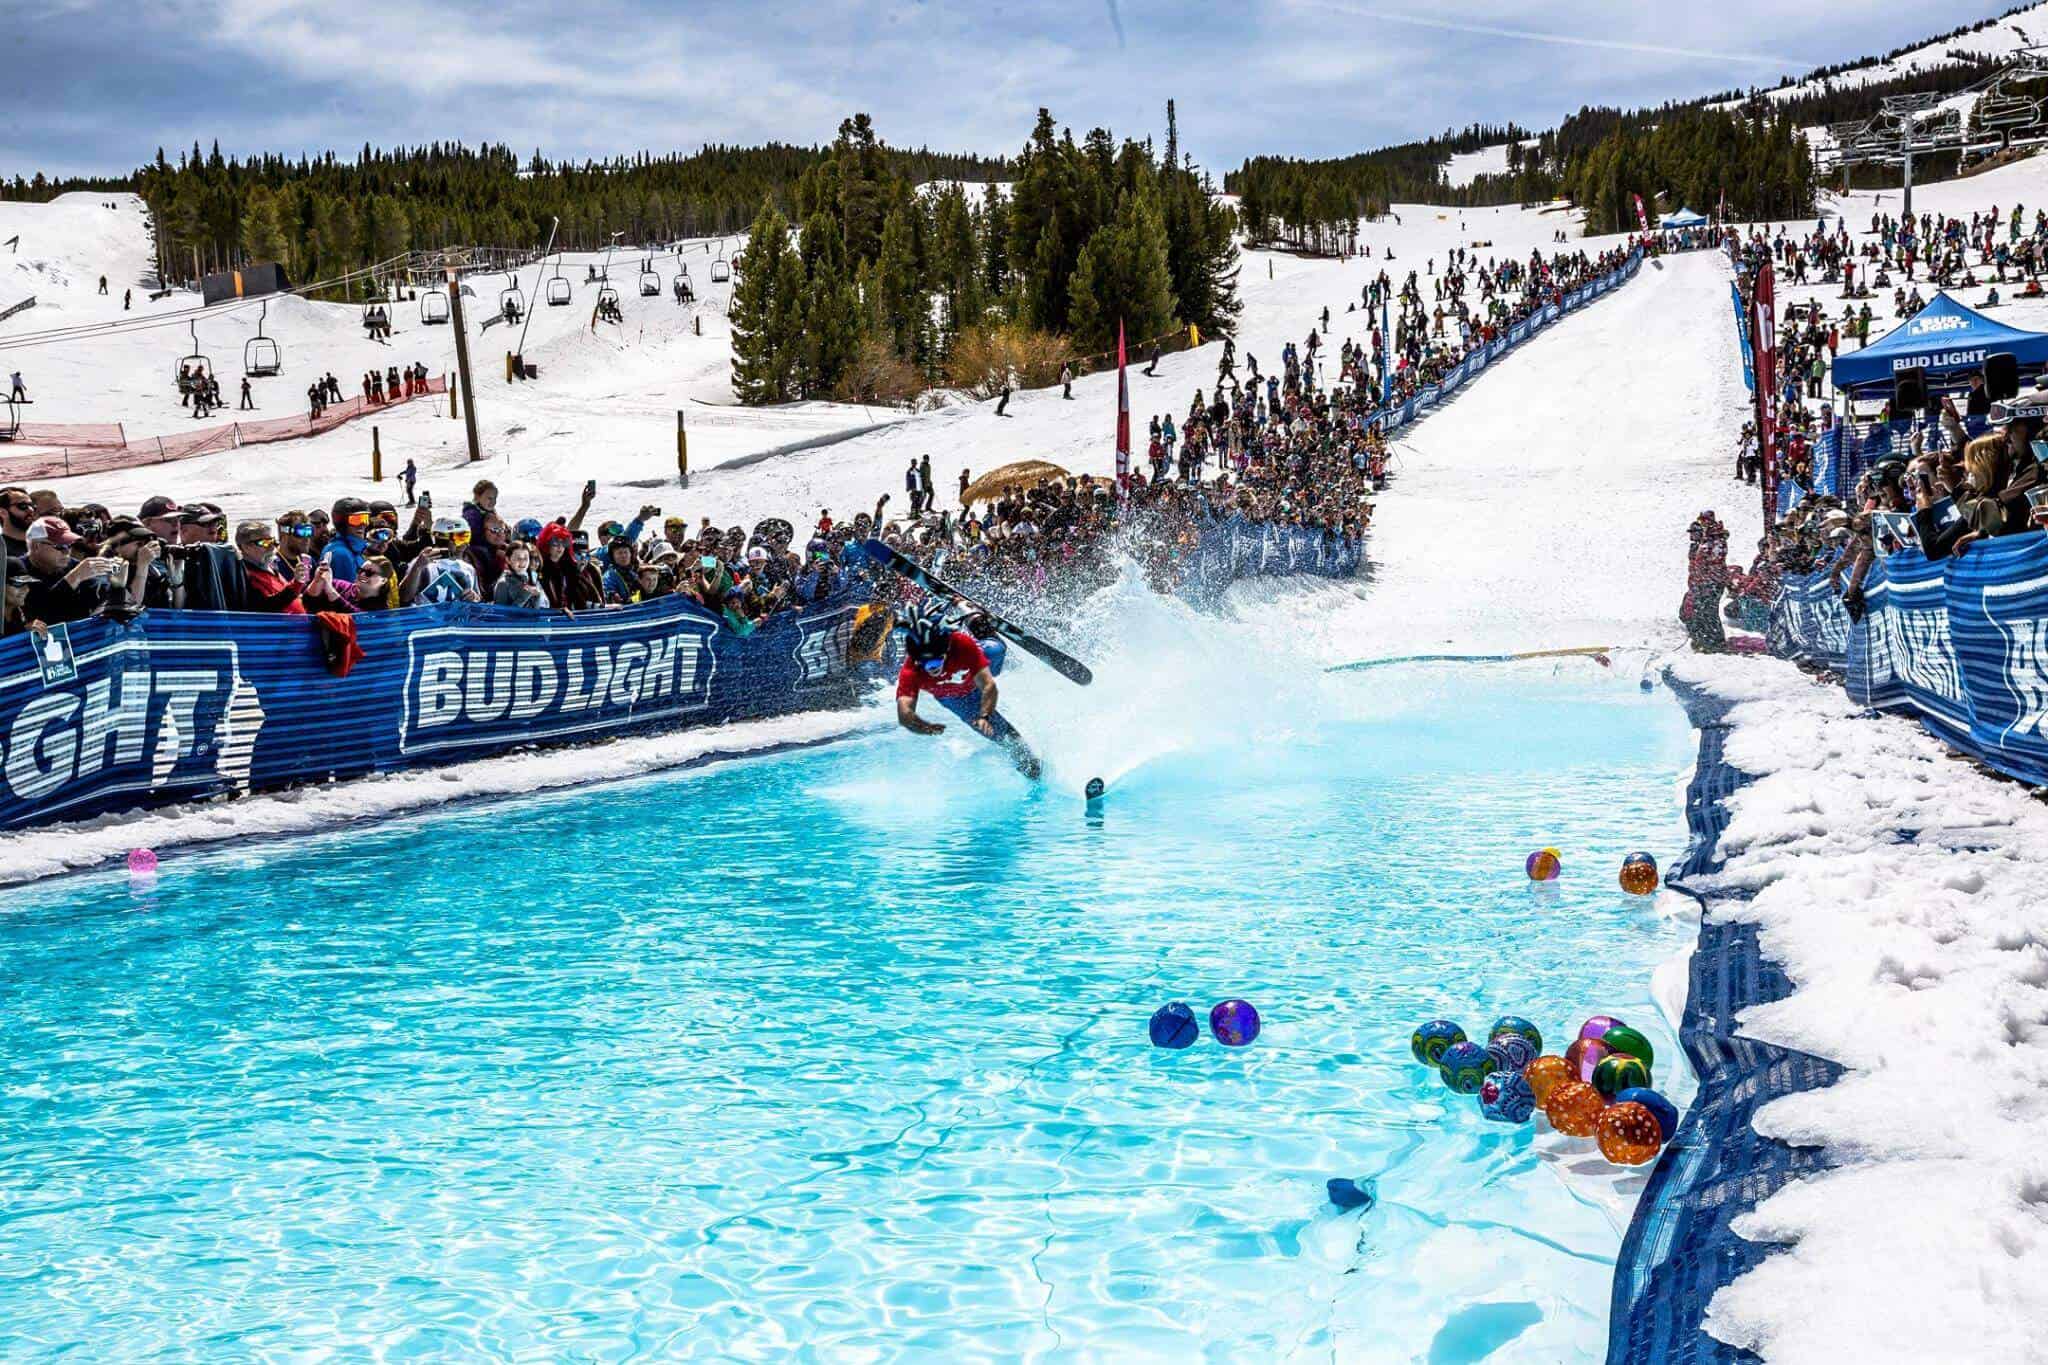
[1723,1,2048,109]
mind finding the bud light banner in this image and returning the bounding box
[1770,534,2048,786]
[0,593,867,832]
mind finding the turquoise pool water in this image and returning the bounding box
[0,643,1695,1361]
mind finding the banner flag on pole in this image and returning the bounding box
[1115,319,1131,484]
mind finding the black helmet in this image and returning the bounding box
[902,601,951,661]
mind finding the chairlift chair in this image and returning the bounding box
[709,256,731,284]
[174,321,212,388]
[546,275,572,307]
[0,395,21,443]
[639,262,661,297]
[498,276,526,321]
[243,299,283,378]
[596,284,621,309]
[421,290,450,324]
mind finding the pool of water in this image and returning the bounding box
[0,599,1697,1362]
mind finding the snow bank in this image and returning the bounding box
[1666,652,2048,1365]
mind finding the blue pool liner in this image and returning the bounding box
[1604,679,1844,1365]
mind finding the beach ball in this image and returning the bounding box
[1596,1101,1665,1166]
[1592,1053,1652,1099]
[1578,1015,1624,1045]
[1438,1041,1492,1094]
[1600,1025,1655,1069]
[1545,1080,1607,1137]
[1480,1070,1537,1124]
[1619,852,1660,896]
[1411,1019,1467,1067]
[1615,1087,1680,1144]
[1564,1037,1612,1084]
[1148,1002,1199,1050]
[1485,1033,1537,1075]
[1526,848,1562,881]
[1524,1055,1573,1106]
[1210,999,1261,1047]
[127,848,158,874]
[1488,1016,1543,1053]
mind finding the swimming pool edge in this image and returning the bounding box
[1601,670,1845,1365]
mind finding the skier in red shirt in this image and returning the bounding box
[895,601,1042,779]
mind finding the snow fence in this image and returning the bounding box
[1604,679,1844,1365]
[1769,532,2048,786]
[1,378,448,480]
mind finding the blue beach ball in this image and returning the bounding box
[1485,1033,1538,1075]
[1411,1019,1467,1067]
[1148,1002,1200,1050]
[1210,999,1261,1047]
[1438,1041,1492,1094]
[1488,1016,1543,1053]
[1615,1087,1681,1143]
[1480,1070,1537,1124]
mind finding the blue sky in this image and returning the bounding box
[0,1,2014,179]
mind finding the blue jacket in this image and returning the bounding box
[321,532,368,582]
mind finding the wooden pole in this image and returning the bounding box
[371,425,382,482]
[446,266,483,464]
[676,409,689,488]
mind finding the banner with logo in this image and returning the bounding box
[0,592,868,832]
[1771,534,2048,786]
[1177,515,1363,609]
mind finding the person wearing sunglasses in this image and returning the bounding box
[277,511,318,582]
[402,518,482,606]
[233,520,309,614]
[1,487,38,558]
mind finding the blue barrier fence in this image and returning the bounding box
[0,593,870,833]
[1176,514,1365,606]
[1770,533,2048,786]
[1373,250,1643,437]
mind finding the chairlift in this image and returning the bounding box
[596,284,621,309]
[498,275,526,322]
[639,260,661,297]
[421,289,450,324]
[174,320,212,388]
[243,299,282,378]
[547,275,572,306]
[709,254,731,284]
[0,395,21,443]
[672,272,695,303]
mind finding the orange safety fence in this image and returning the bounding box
[1,377,447,481]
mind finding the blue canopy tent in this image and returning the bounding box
[1658,207,1709,229]
[1832,291,2048,394]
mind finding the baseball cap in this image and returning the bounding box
[138,495,181,520]
[746,545,769,563]
[26,515,82,546]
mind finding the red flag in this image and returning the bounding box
[1631,193,1650,233]
[1115,320,1131,483]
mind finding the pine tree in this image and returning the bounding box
[1068,186,1177,350]
[239,183,290,267]
[731,198,794,404]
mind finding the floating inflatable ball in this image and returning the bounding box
[127,848,158,874]
[1411,1019,1468,1067]
[1524,1055,1573,1107]
[1544,1080,1607,1137]
[1592,1053,1652,1099]
[1564,1037,1612,1084]
[1615,1087,1680,1144]
[1148,1002,1200,1050]
[1480,1070,1537,1124]
[1596,1101,1665,1166]
[1578,1015,1624,1045]
[1619,852,1660,896]
[1438,1041,1492,1094]
[1600,1025,1655,1070]
[1210,999,1261,1047]
[1526,848,1562,882]
[1485,1033,1537,1076]
[1488,1016,1543,1053]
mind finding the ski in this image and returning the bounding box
[863,539,1094,686]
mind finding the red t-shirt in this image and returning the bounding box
[897,631,988,701]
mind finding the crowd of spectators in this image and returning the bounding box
[3,234,1661,644]
[1712,208,2048,649]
